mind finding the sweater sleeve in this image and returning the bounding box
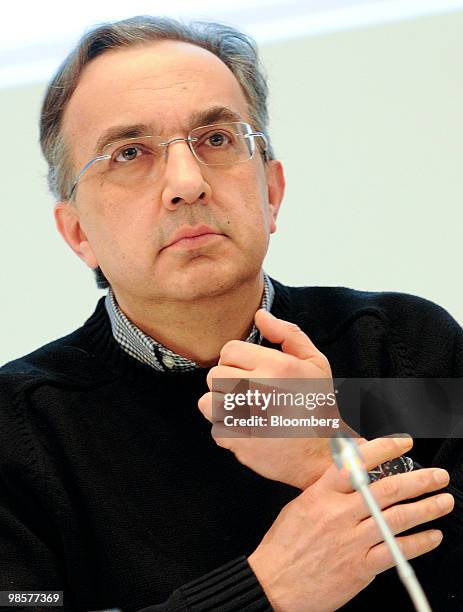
[0,374,273,612]
[0,482,271,612]
[0,375,73,609]
[0,479,69,598]
[137,556,272,611]
[0,461,271,612]
[0,488,272,612]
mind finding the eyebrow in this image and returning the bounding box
[92,106,244,156]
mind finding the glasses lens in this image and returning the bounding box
[190,123,254,165]
[72,124,262,197]
[101,135,160,187]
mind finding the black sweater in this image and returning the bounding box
[0,279,462,612]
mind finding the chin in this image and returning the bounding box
[161,265,253,302]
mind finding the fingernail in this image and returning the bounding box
[433,469,450,485]
[430,530,443,544]
[437,493,454,511]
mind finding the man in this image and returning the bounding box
[0,15,462,612]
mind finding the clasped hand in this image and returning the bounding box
[198,309,349,489]
[197,311,454,610]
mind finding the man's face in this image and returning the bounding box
[56,40,285,304]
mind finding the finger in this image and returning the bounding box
[361,492,454,546]
[254,310,325,363]
[352,467,450,520]
[218,340,264,370]
[366,529,444,575]
[218,339,287,370]
[323,436,414,494]
[211,421,252,441]
[198,391,227,423]
[357,436,414,472]
[207,364,254,391]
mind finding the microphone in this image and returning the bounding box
[330,434,432,612]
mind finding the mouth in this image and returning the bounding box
[166,232,224,250]
[163,225,225,250]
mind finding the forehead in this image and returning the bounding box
[62,40,251,163]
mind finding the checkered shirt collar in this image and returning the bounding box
[105,273,275,372]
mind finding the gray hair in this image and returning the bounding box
[39,15,274,289]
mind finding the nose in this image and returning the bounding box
[161,139,212,210]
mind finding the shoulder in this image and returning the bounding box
[1,332,94,386]
[0,297,115,393]
[274,279,460,335]
[0,336,97,439]
[0,304,120,463]
[271,278,462,376]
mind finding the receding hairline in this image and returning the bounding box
[60,39,255,175]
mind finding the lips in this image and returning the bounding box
[163,224,223,249]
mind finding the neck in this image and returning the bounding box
[112,273,266,367]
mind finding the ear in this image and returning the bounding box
[265,159,285,234]
[54,202,99,269]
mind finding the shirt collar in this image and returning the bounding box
[105,273,275,372]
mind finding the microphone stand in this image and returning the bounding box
[330,434,432,612]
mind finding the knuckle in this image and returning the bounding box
[317,507,337,529]
[314,498,348,527]
[317,354,332,374]
[219,341,237,359]
[402,534,427,559]
[279,356,299,376]
[381,437,398,454]
[267,353,299,377]
[317,351,329,366]
[211,423,225,441]
[378,475,400,498]
[207,365,219,383]
[226,339,242,350]
[417,469,430,488]
[388,504,407,530]
[395,538,406,556]
[197,393,208,411]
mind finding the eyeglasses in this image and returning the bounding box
[68,121,268,199]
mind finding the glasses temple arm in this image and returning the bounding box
[68,154,111,200]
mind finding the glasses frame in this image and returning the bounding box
[68,121,268,200]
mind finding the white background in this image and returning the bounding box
[1,1,462,364]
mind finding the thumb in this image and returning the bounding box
[254,309,320,360]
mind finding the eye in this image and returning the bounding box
[204,131,233,147]
[113,144,146,163]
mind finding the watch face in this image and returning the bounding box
[368,455,414,483]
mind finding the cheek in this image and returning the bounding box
[81,198,155,266]
[224,165,270,217]
[244,178,274,232]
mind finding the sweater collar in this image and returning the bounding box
[76,276,294,387]
[104,272,275,373]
